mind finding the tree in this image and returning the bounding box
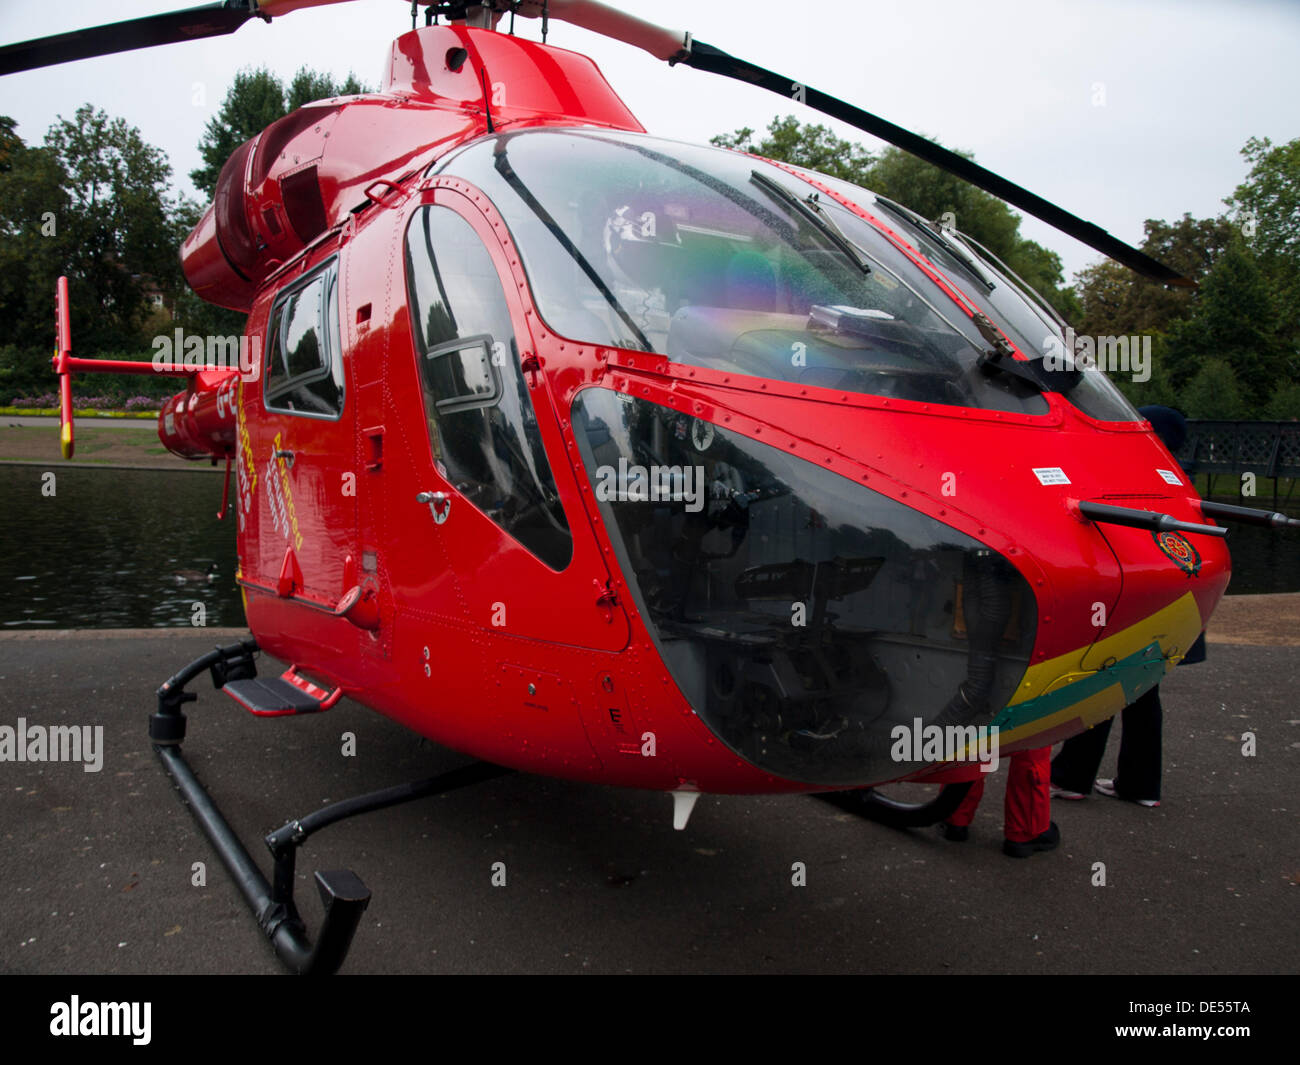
[0,119,73,396]
[1111,334,1181,411]
[1073,137,1300,420]
[713,116,1073,313]
[0,115,22,172]
[1073,214,1236,339]
[0,107,182,356]
[0,107,197,400]
[169,195,247,341]
[43,105,184,352]
[288,66,367,112]
[1264,380,1300,420]
[712,115,875,185]
[192,66,370,198]
[863,145,1021,260]
[1163,240,1288,413]
[1225,136,1300,347]
[191,69,287,198]
[862,144,1076,317]
[1180,358,1246,420]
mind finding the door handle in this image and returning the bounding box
[274,448,295,468]
[416,490,451,524]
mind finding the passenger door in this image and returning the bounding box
[252,254,356,609]
[395,190,628,651]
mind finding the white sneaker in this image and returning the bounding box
[1050,783,1086,800]
[1095,778,1159,807]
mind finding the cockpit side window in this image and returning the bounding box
[404,204,573,571]
[263,260,344,418]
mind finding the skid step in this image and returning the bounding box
[224,667,341,716]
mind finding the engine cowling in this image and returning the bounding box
[180,23,644,311]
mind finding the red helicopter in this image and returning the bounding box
[5,0,1293,973]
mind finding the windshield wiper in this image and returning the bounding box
[947,227,1068,330]
[750,169,872,276]
[872,195,996,294]
[972,311,1082,395]
[493,143,654,354]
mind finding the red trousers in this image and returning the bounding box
[943,746,1051,843]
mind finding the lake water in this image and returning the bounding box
[0,464,1296,629]
[0,465,243,629]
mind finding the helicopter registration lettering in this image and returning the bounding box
[267,433,303,551]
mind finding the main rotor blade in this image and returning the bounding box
[679,40,1193,287]
[0,1,260,76]
[514,0,690,61]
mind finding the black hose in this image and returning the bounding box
[932,550,1014,728]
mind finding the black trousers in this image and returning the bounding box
[1051,685,1162,802]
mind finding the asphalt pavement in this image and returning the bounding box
[0,627,1295,974]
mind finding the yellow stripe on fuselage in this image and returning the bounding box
[1007,591,1204,708]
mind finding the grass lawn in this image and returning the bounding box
[0,423,207,468]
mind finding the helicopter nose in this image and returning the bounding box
[572,388,1042,789]
[1079,505,1226,672]
[990,499,1228,751]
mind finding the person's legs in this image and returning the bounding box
[1050,717,1113,794]
[1114,685,1162,802]
[944,776,985,829]
[1005,747,1052,843]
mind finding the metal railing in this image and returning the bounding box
[1175,420,1300,506]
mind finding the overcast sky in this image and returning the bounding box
[2,0,1297,283]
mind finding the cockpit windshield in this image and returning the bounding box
[435,129,1048,415]
[797,168,1143,424]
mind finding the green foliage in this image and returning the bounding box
[1073,137,1300,419]
[46,105,182,345]
[1112,333,1181,410]
[0,64,368,400]
[712,116,1071,312]
[0,115,21,171]
[0,344,52,401]
[1265,380,1300,420]
[1180,358,1247,419]
[168,194,247,339]
[0,106,187,363]
[1075,214,1236,339]
[287,66,367,111]
[712,116,875,184]
[714,120,1300,419]
[191,68,286,198]
[1226,136,1300,346]
[0,345,180,406]
[1226,136,1300,266]
[1163,240,1288,410]
[998,239,1072,318]
[0,130,72,353]
[865,146,1019,257]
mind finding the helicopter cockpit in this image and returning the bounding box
[435,129,1051,415]
[428,129,1043,787]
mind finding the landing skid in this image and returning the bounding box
[814,780,973,828]
[150,638,512,974]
